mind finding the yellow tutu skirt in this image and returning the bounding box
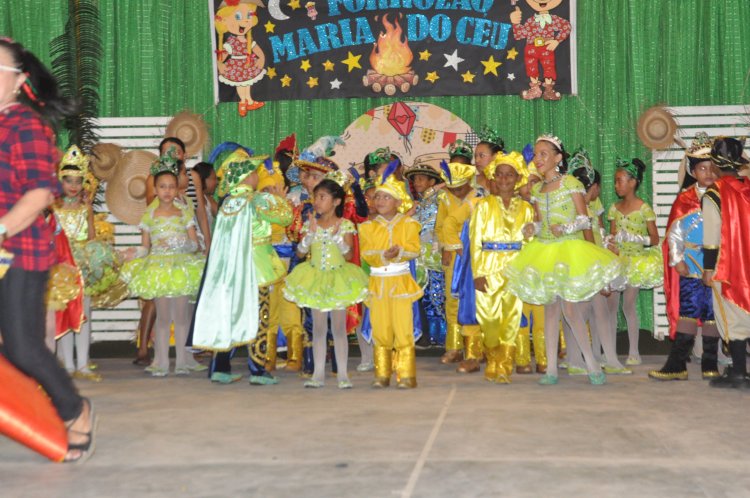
[619,246,663,289]
[121,253,205,299]
[506,238,622,305]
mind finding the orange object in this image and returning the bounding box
[0,355,68,461]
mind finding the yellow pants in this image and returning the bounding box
[369,296,416,380]
[266,278,304,370]
[515,303,547,367]
[443,252,481,354]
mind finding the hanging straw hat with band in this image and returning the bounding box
[89,143,122,181]
[164,110,209,158]
[636,106,677,150]
[105,150,157,226]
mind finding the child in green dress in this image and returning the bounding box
[284,178,369,388]
[606,158,663,365]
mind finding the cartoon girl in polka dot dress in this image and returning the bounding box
[215,0,267,116]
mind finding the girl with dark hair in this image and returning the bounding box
[192,161,218,224]
[120,157,205,377]
[0,37,95,462]
[606,158,663,366]
[474,126,506,192]
[566,150,632,376]
[506,135,622,386]
[283,178,369,389]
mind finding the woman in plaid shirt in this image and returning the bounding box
[0,38,96,463]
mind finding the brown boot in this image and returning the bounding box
[516,364,533,374]
[440,349,463,364]
[457,358,481,374]
[542,81,561,101]
[522,80,543,100]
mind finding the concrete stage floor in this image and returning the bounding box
[1,355,749,498]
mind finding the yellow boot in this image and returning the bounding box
[495,344,517,384]
[440,323,464,364]
[457,333,482,373]
[372,346,392,388]
[484,346,500,382]
[396,346,417,389]
[265,329,278,372]
[285,330,303,372]
[532,324,547,374]
[515,330,532,374]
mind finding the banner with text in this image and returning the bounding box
[210,0,577,104]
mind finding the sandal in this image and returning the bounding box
[132,355,151,366]
[63,398,98,464]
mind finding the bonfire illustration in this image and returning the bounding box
[363,14,418,95]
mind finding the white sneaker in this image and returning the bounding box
[356,362,374,372]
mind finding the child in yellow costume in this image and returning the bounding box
[470,152,535,383]
[436,161,484,372]
[256,161,301,371]
[515,156,547,373]
[359,164,422,388]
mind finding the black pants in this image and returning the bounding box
[0,267,82,421]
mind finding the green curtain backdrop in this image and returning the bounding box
[2,0,750,330]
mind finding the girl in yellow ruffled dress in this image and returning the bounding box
[284,178,369,388]
[121,157,205,376]
[606,158,662,366]
[506,135,622,385]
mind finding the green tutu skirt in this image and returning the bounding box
[284,262,369,311]
[71,240,122,297]
[506,238,622,305]
[121,252,205,299]
[619,246,663,289]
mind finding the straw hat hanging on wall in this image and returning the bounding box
[637,106,678,150]
[105,150,157,226]
[164,111,209,157]
[89,143,122,181]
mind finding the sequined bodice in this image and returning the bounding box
[532,175,586,241]
[608,202,656,256]
[305,219,356,271]
[141,202,196,256]
[55,204,88,243]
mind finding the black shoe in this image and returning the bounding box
[701,336,720,379]
[709,340,749,389]
[649,333,694,381]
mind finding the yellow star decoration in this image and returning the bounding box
[418,50,431,61]
[341,51,362,72]
[425,71,439,83]
[506,47,519,60]
[264,21,276,34]
[461,70,475,83]
[266,67,277,79]
[306,76,319,89]
[481,55,502,76]
[300,59,311,72]
[322,59,335,71]
[288,0,301,9]
[281,75,292,87]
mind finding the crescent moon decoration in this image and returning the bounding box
[267,0,289,20]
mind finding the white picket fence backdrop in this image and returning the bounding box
[651,105,750,339]
[90,117,201,341]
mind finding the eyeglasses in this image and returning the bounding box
[0,64,21,73]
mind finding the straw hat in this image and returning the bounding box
[89,143,122,181]
[637,106,677,149]
[105,150,157,226]
[165,111,209,157]
[404,152,447,182]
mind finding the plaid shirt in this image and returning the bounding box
[0,104,60,271]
